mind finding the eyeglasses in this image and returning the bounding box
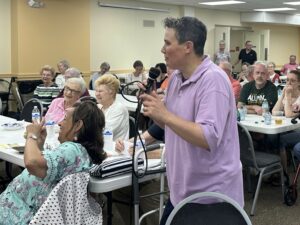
[64,86,81,95]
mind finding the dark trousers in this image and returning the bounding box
[159,198,174,225]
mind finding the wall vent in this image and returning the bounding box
[143,20,155,27]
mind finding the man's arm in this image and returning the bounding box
[141,91,223,150]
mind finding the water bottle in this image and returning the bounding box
[264,112,272,125]
[278,88,282,97]
[103,127,114,152]
[238,108,244,121]
[274,78,279,87]
[32,106,41,124]
[44,120,60,150]
[261,99,269,117]
[237,108,241,122]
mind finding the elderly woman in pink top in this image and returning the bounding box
[45,77,86,123]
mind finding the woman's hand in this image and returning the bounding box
[26,119,47,148]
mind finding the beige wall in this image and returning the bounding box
[250,24,300,67]
[10,0,90,78]
[0,0,11,74]
[90,0,180,71]
[1,0,300,78]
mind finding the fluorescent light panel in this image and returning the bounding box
[254,7,296,12]
[284,1,300,5]
[199,1,245,6]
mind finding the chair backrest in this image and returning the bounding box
[20,98,43,122]
[129,116,136,138]
[0,78,13,115]
[237,122,259,169]
[166,192,252,225]
[17,79,43,104]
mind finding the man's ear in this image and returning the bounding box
[185,41,194,54]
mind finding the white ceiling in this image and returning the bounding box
[138,0,300,15]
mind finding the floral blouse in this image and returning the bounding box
[0,142,92,225]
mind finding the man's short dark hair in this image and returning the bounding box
[163,17,207,57]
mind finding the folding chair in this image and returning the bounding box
[238,122,284,216]
[20,98,44,122]
[165,192,252,225]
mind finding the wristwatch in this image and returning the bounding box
[27,134,38,141]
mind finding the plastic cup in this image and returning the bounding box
[273,111,284,116]
[275,117,283,125]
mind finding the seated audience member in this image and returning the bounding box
[157,68,174,94]
[114,123,167,225]
[240,65,254,87]
[267,62,281,83]
[56,67,90,98]
[95,74,129,141]
[33,65,60,111]
[46,77,86,123]
[155,63,168,89]
[237,62,250,82]
[272,70,300,174]
[126,60,147,95]
[55,59,70,89]
[280,55,299,76]
[238,61,278,115]
[213,40,231,65]
[0,101,106,224]
[90,62,110,90]
[219,61,241,102]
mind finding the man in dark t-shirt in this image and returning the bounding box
[238,61,277,115]
[234,40,257,66]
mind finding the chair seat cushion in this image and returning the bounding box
[241,151,280,168]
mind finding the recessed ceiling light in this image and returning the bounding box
[254,7,296,12]
[199,1,245,6]
[284,2,300,5]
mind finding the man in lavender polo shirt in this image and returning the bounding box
[140,17,243,225]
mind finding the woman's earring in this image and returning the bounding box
[74,135,78,141]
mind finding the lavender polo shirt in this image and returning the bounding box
[164,56,244,207]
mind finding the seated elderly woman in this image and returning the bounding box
[33,65,60,111]
[272,70,300,176]
[56,67,90,98]
[95,74,129,141]
[0,101,106,224]
[45,77,86,123]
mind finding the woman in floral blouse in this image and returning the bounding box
[0,101,106,224]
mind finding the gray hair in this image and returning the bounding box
[100,62,110,70]
[57,59,70,69]
[219,60,232,75]
[267,61,276,68]
[65,77,86,94]
[254,61,267,71]
[219,40,225,45]
[65,67,82,78]
[246,65,255,77]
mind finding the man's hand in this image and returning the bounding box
[140,91,169,126]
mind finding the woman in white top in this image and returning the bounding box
[95,74,129,141]
[126,60,147,95]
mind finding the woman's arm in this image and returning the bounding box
[24,123,48,178]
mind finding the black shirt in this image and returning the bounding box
[238,49,257,65]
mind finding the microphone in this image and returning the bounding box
[291,114,300,124]
[144,67,160,94]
